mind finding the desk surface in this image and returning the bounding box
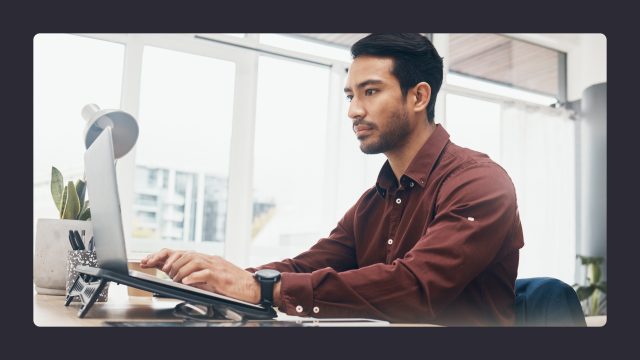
[34,292,185,327]
[36,284,603,327]
[33,284,432,327]
[33,284,607,327]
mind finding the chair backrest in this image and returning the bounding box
[515,277,586,326]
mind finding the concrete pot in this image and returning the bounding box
[34,219,93,295]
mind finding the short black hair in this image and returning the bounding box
[351,33,443,122]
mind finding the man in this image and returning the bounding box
[141,33,524,326]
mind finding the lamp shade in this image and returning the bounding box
[82,104,139,159]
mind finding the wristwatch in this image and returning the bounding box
[254,269,281,307]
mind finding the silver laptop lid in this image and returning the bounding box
[84,127,129,274]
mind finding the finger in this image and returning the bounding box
[169,252,209,279]
[173,258,206,283]
[142,248,173,269]
[182,269,214,287]
[166,252,193,278]
[162,251,186,275]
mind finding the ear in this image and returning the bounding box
[412,82,431,112]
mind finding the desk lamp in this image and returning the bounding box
[81,103,139,158]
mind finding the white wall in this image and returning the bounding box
[568,34,607,101]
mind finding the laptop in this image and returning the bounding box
[81,126,274,319]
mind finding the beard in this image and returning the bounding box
[357,108,411,154]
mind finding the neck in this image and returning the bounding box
[385,122,436,184]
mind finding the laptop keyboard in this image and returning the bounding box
[128,269,261,308]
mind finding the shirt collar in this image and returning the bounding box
[375,124,451,197]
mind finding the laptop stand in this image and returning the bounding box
[65,274,109,318]
[65,265,277,321]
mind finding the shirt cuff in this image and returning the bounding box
[278,272,314,317]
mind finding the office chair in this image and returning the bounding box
[514,277,587,326]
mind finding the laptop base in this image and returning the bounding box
[65,265,276,320]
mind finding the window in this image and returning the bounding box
[444,94,502,163]
[131,45,236,254]
[448,33,566,102]
[33,34,124,244]
[249,55,331,265]
[441,32,578,283]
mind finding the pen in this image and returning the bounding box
[68,230,78,250]
[73,230,85,250]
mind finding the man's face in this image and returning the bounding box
[344,56,412,154]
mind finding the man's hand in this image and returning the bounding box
[140,248,186,272]
[140,249,261,304]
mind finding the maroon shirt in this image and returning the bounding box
[251,124,524,326]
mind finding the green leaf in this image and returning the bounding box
[576,255,604,265]
[62,181,81,219]
[78,207,91,221]
[60,186,68,218]
[589,263,602,284]
[575,285,595,301]
[595,282,607,294]
[51,167,64,213]
[75,179,87,207]
[78,201,91,221]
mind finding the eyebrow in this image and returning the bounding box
[343,79,384,93]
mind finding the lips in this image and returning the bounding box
[353,124,374,137]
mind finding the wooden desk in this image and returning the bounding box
[33,283,414,327]
[34,287,184,327]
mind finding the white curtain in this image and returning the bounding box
[500,103,576,284]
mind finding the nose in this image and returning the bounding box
[348,97,365,121]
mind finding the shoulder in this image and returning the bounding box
[437,143,516,205]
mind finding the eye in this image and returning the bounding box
[345,94,353,102]
[365,89,378,96]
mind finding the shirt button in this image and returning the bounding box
[387,239,393,245]
[295,305,303,313]
[313,306,320,314]
[395,198,402,204]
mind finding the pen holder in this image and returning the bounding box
[65,250,109,302]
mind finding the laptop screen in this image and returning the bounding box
[84,127,130,274]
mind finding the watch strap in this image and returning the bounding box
[259,279,274,306]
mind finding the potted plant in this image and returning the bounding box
[34,167,93,295]
[50,166,91,221]
[573,255,607,317]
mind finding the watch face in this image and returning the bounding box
[256,269,281,280]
